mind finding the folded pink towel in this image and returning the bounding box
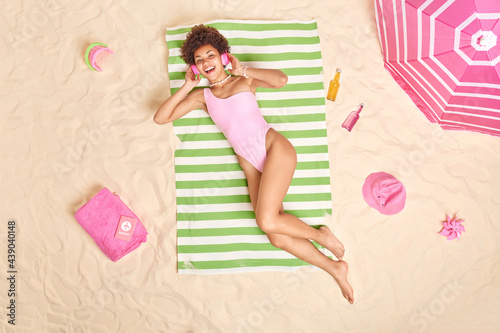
[75,187,148,262]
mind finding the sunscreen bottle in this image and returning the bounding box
[342,103,364,132]
[327,68,342,101]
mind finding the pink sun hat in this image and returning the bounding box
[362,172,406,215]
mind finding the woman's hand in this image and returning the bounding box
[227,53,288,89]
[227,54,244,76]
[185,66,201,89]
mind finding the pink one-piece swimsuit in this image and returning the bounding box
[204,88,273,173]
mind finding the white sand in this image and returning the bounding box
[1,0,499,332]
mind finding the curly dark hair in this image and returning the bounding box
[180,25,230,66]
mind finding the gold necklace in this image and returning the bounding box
[210,74,231,88]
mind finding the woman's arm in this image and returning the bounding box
[153,68,204,125]
[227,54,288,89]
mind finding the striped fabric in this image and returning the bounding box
[166,19,333,274]
[375,0,500,137]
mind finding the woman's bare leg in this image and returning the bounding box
[256,130,344,259]
[267,232,353,303]
[238,130,353,303]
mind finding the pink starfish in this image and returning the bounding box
[438,214,465,241]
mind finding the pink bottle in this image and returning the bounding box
[342,103,364,132]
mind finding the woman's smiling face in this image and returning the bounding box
[193,44,223,78]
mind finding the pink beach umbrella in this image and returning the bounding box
[374,0,500,137]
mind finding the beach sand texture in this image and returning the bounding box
[1,0,500,332]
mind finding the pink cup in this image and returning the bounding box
[85,43,114,72]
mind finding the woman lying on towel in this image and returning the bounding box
[154,24,354,304]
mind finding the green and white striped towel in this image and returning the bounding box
[166,19,333,274]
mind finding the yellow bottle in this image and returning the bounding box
[327,68,342,101]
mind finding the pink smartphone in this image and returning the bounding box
[114,215,137,241]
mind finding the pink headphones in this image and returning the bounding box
[191,52,230,75]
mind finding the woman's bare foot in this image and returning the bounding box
[319,226,345,260]
[330,260,354,304]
